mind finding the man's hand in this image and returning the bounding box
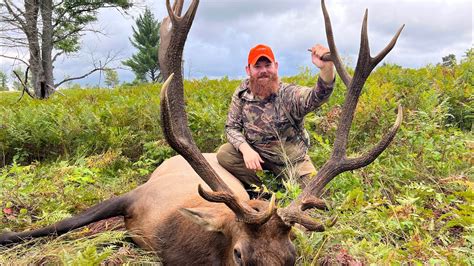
[239,142,264,171]
[310,44,335,83]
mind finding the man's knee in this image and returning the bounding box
[217,143,261,188]
[216,143,243,167]
[216,143,232,167]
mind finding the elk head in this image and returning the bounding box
[158,0,403,264]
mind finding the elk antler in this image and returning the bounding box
[278,0,404,230]
[158,0,275,225]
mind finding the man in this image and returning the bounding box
[216,43,335,191]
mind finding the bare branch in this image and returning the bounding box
[0,14,23,28]
[2,0,26,31]
[0,54,29,66]
[13,67,35,101]
[52,51,64,63]
[47,84,65,96]
[6,0,24,17]
[54,67,103,88]
[52,25,86,44]
[0,41,28,47]
[54,51,119,88]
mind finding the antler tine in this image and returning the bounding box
[160,0,199,79]
[301,195,328,211]
[160,74,177,144]
[297,105,403,199]
[166,0,195,21]
[347,105,403,168]
[277,210,325,232]
[198,185,276,225]
[329,9,371,159]
[159,0,274,225]
[355,9,406,80]
[371,24,405,67]
[165,0,178,25]
[278,0,404,231]
[172,0,184,16]
[358,9,370,70]
[321,0,352,88]
[183,0,199,23]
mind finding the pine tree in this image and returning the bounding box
[123,8,161,83]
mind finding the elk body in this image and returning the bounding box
[0,0,404,265]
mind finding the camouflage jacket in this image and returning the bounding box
[225,77,334,165]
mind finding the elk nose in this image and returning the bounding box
[233,248,243,265]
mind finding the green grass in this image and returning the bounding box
[0,54,473,264]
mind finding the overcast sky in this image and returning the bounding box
[0,0,472,87]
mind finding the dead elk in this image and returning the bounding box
[0,0,404,265]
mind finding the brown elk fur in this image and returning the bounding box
[0,154,296,265]
[154,199,296,265]
[122,154,296,265]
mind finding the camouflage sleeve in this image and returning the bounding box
[225,89,246,150]
[286,76,335,120]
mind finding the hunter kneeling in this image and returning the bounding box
[217,44,336,192]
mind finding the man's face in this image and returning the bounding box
[246,57,279,98]
[246,57,279,80]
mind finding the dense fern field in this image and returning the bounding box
[0,55,472,264]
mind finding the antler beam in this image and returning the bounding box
[278,0,404,229]
[158,0,275,225]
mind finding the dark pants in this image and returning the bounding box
[216,143,316,189]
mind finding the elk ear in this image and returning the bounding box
[179,207,226,232]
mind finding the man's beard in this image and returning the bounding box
[249,72,279,99]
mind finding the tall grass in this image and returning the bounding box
[0,54,472,264]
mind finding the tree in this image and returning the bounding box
[442,54,456,68]
[0,0,133,99]
[104,68,119,88]
[123,7,161,83]
[0,71,7,91]
[463,48,473,60]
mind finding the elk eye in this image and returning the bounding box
[233,248,242,264]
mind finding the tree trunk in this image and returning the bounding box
[40,0,54,98]
[24,0,44,98]
[23,0,54,99]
